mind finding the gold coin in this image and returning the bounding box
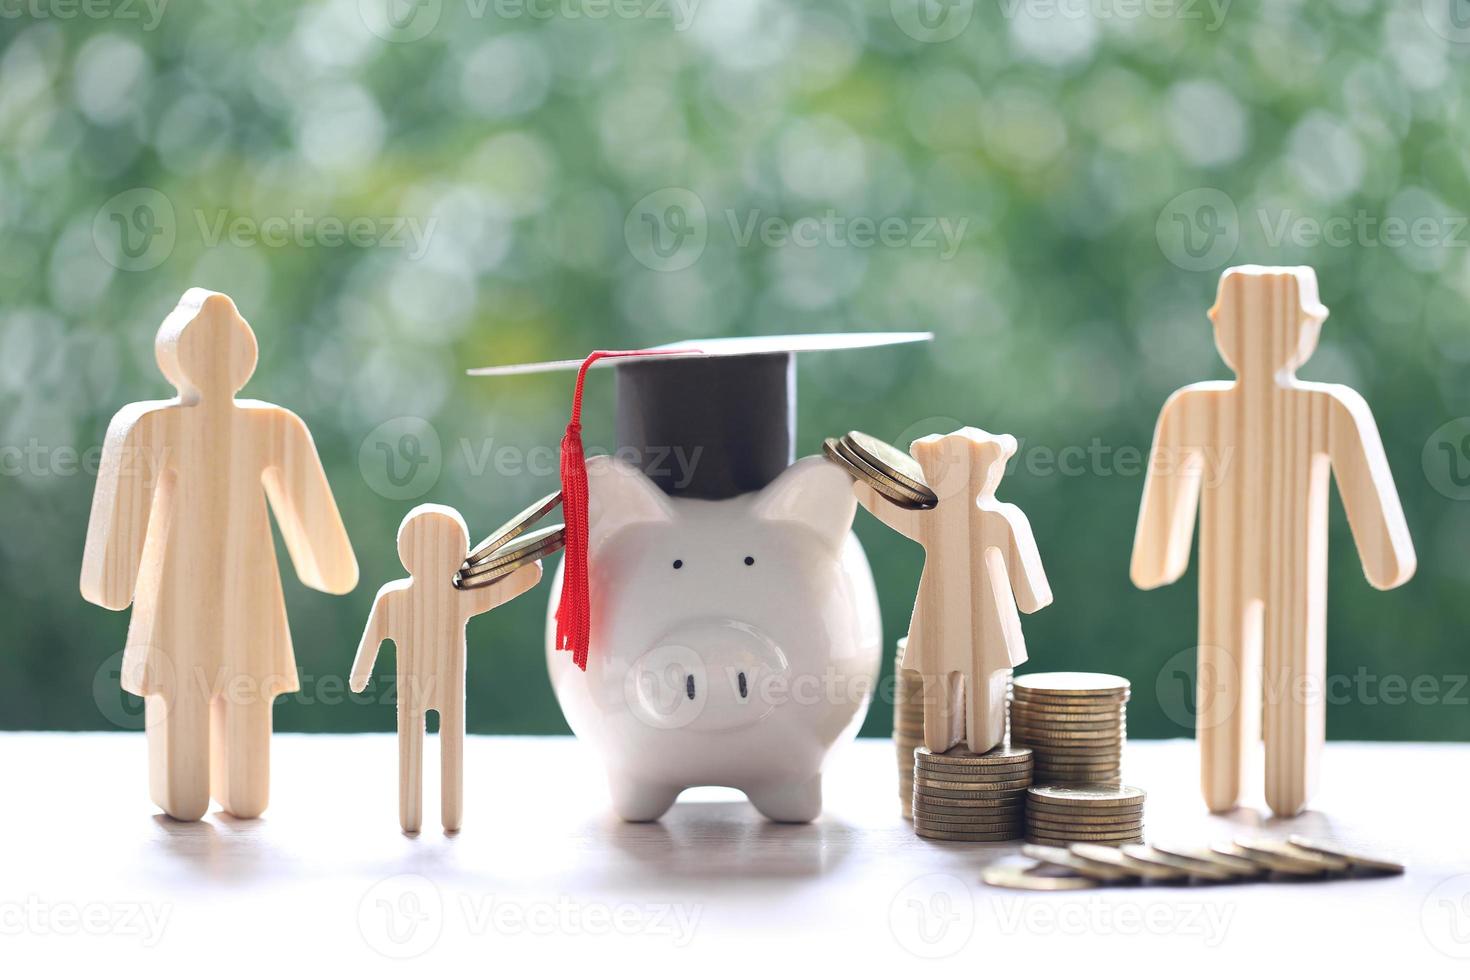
[1009,698,1128,714]
[1021,845,1137,882]
[1028,784,1145,807]
[1122,846,1236,882]
[1026,816,1143,832]
[917,804,1025,820]
[1287,837,1404,875]
[1009,718,1124,733]
[913,785,1029,801]
[915,760,1033,777]
[1026,827,1144,842]
[914,775,1031,792]
[842,431,938,504]
[1013,672,1130,695]
[916,745,1033,765]
[913,792,1024,809]
[1069,844,1182,880]
[822,437,935,510]
[916,826,1023,842]
[982,866,1098,891]
[1025,799,1143,815]
[1027,834,1144,848]
[464,488,562,566]
[454,525,565,589]
[1213,842,1322,877]
[1233,838,1348,874]
[914,817,1024,833]
[1149,843,1263,877]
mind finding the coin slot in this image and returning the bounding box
[737,671,748,699]
[685,673,695,701]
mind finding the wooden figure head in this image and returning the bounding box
[154,288,259,401]
[397,504,471,580]
[909,427,1018,500]
[1208,265,1329,378]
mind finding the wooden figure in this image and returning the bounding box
[80,289,358,821]
[350,505,542,834]
[854,428,1053,755]
[1131,265,1415,817]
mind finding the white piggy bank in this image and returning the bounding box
[545,454,882,822]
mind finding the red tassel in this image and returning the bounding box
[555,348,698,670]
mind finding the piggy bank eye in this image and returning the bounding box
[672,559,683,570]
[743,556,755,566]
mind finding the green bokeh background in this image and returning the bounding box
[3,0,1468,740]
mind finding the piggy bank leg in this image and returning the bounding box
[607,771,681,822]
[747,775,822,823]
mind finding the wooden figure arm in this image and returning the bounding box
[262,409,359,595]
[79,403,169,610]
[349,588,394,693]
[851,481,924,541]
[1325,388,1416,589]
[1130,388,1207,590]
[463,561,543,617]
[992,505,1053,614]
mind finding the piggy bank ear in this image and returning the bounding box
[586,454,674,550]
[751,455,855,550]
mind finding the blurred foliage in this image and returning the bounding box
[2,0,1469,740]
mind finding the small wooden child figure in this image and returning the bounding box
[350,505,542,834]
[1131,265,1415,817]
[854,428,1052,755]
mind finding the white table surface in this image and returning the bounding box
[3,733,1468,974]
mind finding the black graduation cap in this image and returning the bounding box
[468,332,932,668]
[469,332,931,499]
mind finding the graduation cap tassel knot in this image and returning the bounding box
[556,348,698,671]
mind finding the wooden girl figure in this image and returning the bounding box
[853,428,1052,755]
[1131,265,1415,817]
[81,289,359,821]
[350,505,542,834]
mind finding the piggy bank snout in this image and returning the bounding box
[624,621,788,733]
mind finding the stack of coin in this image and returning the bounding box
[822,431,938,510]
[1024,783,1144,846]
[1008,672,1129,784]
[457,489,566,589]
[912,746,1031,842]
[893,637,924,819]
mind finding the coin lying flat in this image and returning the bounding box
[1027,830,1145,844]
[982,866,1098,891]
[1028,784,1144,806]
[1287,837,1404,875]
[455,524,565,589]
[915,827,1022,842]
[915,775,1031,792]
[1014,672,1131,696]
[1233,838,1348,874]
[915,745,1033,766]
[1022,845,1137,882]
[1070,844,1185,881]
[465,489,562,567]
[913,793,1024,810]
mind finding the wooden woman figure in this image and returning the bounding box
[81,289,358,821]
[350,505,542,834]
[1131,265,1415,816]
[854,428,1052,755]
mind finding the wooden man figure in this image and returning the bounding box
[350,505,542,834]
[81,289,358,821]
[1131,265,1415,817]
[854,428,1052,754]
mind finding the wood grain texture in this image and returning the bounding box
[350,505,542,834]
[854,428,1052,755]
[80,289,358,821]
[1131,265,1415,817]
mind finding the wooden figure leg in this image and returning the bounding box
[210,695,273,819]
[439,698,464,833]
[147,692,210,822]
[921,671,965,752]
[399,701,424,834]
[1196,588,1262,814]
[1263,563,1327,817]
